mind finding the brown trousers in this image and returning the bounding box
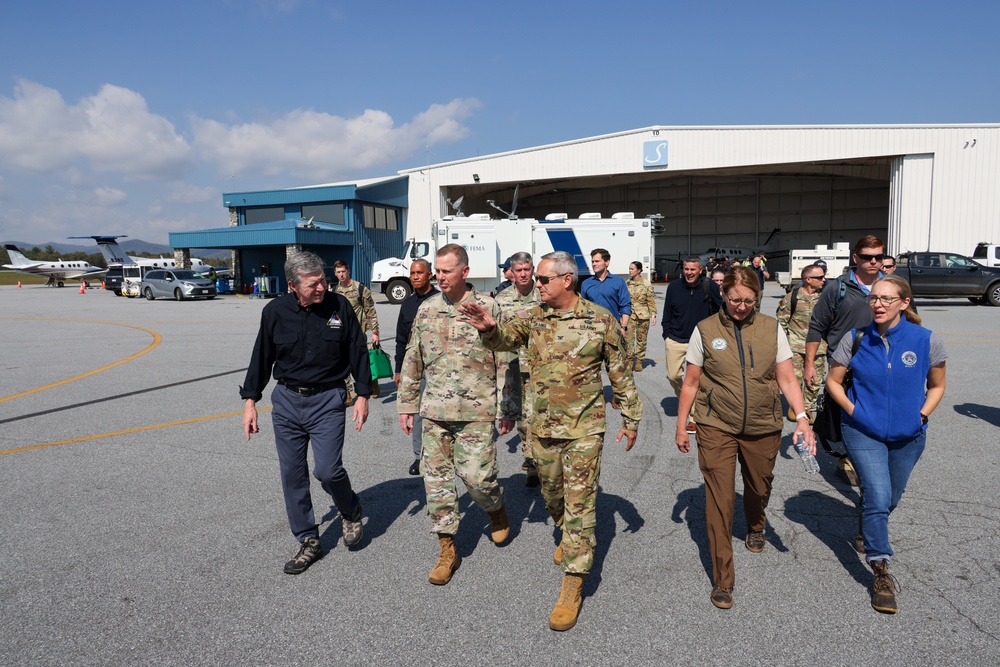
[696,423,781,589]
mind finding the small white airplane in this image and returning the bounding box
[3,244,107,287]
[695,228,782,266]
[72,235,225,276]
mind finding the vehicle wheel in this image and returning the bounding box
[386,279,411,304]
[144,287,155,301]
[114,289,123,296]
[987,282,1000,307]
[174,288,184,301]
[58,281,65,288]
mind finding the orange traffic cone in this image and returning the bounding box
[101,280,106,289]
[17,280,22,288]
[79,283,86,294]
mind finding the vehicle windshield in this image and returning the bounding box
[973,246,986,258]
[172,270,204,280]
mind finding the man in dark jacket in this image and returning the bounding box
[661,257,721,396]
[394,258,438,475]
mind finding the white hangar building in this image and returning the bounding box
[399,124,999,276]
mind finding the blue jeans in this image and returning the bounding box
[842,422,926,563]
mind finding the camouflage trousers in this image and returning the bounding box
[628,318,651,361]
[791,352,826,414]
[422,419,504,535]
[517,371,533,460]
[531,433,604,574]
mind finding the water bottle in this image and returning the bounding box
[795,431,820,474]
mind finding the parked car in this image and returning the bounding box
[140,270,217,301]
[896,251,1000,306]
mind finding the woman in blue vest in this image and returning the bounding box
[826,274,947,614]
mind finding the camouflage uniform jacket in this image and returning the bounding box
[626,276,657,320]
[776,288,827,356]
[334,280,379,334]
[398,286,515,422]
[481,297,642,438]
[494,285,542,416]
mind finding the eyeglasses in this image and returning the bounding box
[857,252,885,263]
[535,273,570,285]
[726,297,757,307]
[806,274,826,281]
[868,295,901,306]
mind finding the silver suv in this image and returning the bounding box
[140,270,217,301]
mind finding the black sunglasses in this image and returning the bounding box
[857,252,885,262]
[534,273,570,285]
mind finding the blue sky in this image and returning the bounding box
[2,0,998,245]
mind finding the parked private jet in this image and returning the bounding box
[72,235,215,272]
[3,244,107,287]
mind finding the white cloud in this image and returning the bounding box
[93,186,127,206]
[0,79,193,179]
[191,98,482,181]
[165,183,218,204]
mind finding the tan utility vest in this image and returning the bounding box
[692,309,782,436]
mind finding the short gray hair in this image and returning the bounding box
[285,251,325,287]
[509,251,533,267]
[541,251,578,287]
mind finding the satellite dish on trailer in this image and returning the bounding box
[487,184,520,220]
[445,196,465,216]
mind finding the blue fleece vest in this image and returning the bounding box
[843,317,932,442]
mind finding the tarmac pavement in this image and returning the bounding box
[1,282,998,666]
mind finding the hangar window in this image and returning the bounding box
[302,203,345,226]
[362,205,398,230]
[245,206,285,225]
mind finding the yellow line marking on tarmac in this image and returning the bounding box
[0,406,272,456]
[0,318,162,404]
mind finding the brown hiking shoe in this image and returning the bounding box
[283,536,322,575]
[549,574,585,631]
[870,559,899,613]
[428,535,460,585]
[710,586,734,609]
[487,505,510,544]
[553,543,563,566]
[745,531,765,553]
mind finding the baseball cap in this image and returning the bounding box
[499,258,512,270]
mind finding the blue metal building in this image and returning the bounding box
[169,177,407,293]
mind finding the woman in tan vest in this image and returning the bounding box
[675,266,816,610]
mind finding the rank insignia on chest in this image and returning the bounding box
[327,314,343,328]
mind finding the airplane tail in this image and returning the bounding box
[3,244,34,267]
[91,237,137,266]
[760,228,781,251]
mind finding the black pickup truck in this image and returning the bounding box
[896,251,1000,306]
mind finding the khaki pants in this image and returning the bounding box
[664,337,689,397]
[696,423,780,589]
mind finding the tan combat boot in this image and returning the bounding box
[487,505,510,544]
[549,573,585,631]
[553,543,563,566]
[428,535,460,585]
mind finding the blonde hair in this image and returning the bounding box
[874,275,921,325]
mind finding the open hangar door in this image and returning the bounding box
[440,158,892,278]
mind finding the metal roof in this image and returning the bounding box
[170,219,355,249]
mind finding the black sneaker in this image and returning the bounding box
[343,506,364,548]
[283,536,322,574]
[408,458,421,476]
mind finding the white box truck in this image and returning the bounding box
[776,242,852,289]
[371,212,655,303]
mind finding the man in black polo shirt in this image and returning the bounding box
[393,258,438,476]
[241,251,372,574]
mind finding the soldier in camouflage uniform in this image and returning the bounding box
[775,264,828,420]
[626,261,658,372]
[398,244,517,587]
[459,250,642,632]
[333,260,381,399]
[494,251,542,486]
